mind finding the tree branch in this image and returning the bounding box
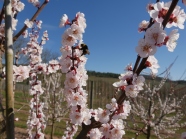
[13,0,49,42]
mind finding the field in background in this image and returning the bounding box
[0,74,186,139]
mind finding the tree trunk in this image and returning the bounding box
[147,125,151,139]
[50,121,55,139]
[5,0,14,138]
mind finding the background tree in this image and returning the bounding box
[42,72,69,139]
[126,71,186,139]
[41,48,60,63]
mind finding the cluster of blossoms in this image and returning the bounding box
[148,1,186,29]
[136,21,180,58]
[22,22,48,139]
[59,12,134,139]
[136,1,186,76]
[59,12,92,138]
[17,20,60,138]
[113,65,145,98]
[113,1,186,100]
[87,99,131,139]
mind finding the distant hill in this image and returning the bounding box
[87,70,160,80]
[87,70,120,78]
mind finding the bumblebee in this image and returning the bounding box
[80,43,90,56]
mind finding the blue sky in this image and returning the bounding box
[2,0,186,80]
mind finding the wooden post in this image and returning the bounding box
[5,0,14,138]
[89,81,94,109]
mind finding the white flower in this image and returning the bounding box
[149,1,169,23]
[29,89,36,95]
[59,56,72,73]
[145,56,160,75]
[34,129,45,139]
[89,128,103,139]
[35,63,47,74]
[16,1,25,12]
[99,123,111,138]
[125,85,139,98]
[30,55,42,64]
[146,3,155,13]
[64,71,79,89]
[111,119,124,129]
[82,109,91,125]
[76,66,88,87]
[110,127,125,139]
[13,65,30,82]
[94,108,110,124]
[132,75,145,90]
[43,30,48,39]
[123,100,131,113]
[138,20,149,32]
[113,80,127,88]
[76,12,87,30]
[165,29,179,52]
[28,0,40,7]
[48,60,60,73]
[70,111,83,125]
[145,22,166,46]
[60,45,72,57]
[146,55,160,75]
[68,23,84,40]
[11,0,17,7]
[133,75,145,86]
[59,14,70,27]
[62,31,77,46]
[36,20,42,29]
[119,71,133,81]
[167,8,186,29]
[112,100,131,120]
[33,84,44,95]
[12,18,18,30]
[106,98,118,111]
[30,114,39,126]
[24,19,33,28]
[125,63,133,71]
[135,38,157,58]
[68,92,85,106]
[22,30,28,38]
